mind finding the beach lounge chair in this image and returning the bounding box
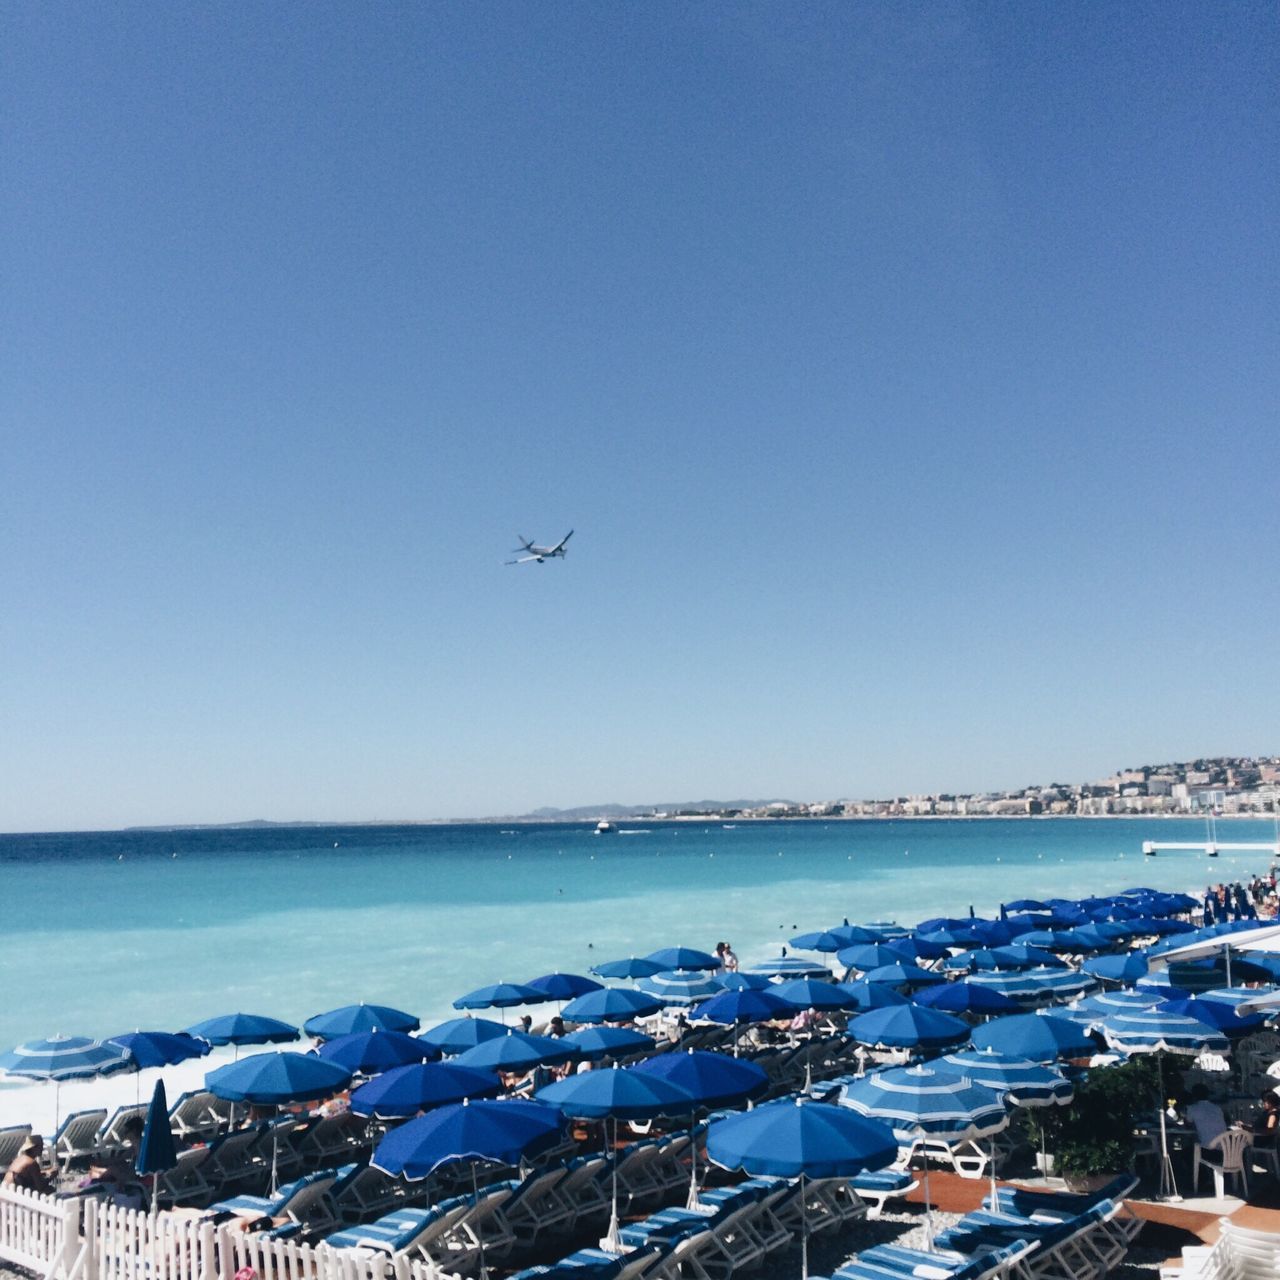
[95,1104,149,1157]
[849,1168,916,1220]
[500,1163,577,1248]
[831,1239,1034,1280]
[509,1244,665,1280]
[206,1124,268,1193]
[154,1146,216,1208]
[169,1090,223,1141]
[209,1164,351,1238]
[985,1177,1142,1253]
[934,1205,1109,1280]
[449,1178,520,1268]
[552,1153,612,1230]
[0,1126,32,1172]
[53,1108,108,1166]
[332,1162,413,1224]
[324,1198,475,1265]
[298,1109,370,1163]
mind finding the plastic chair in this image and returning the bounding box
[1192,1128,1251,1198]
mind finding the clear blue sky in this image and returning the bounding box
[3,3,1277,831]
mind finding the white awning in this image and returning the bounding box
[1146,922,1280,970]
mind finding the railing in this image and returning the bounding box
[0,1184,83,1278]
[1,1189,409,1280]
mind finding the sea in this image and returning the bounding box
[3,816,1277,1055]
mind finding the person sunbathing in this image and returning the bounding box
[4,1135,54,1195]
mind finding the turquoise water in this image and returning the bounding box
[1,818,1276,1050]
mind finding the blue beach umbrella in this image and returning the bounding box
[773,979,857,1011]
[135,1079,178,1181]
[971,1013,1096,1063]
[316,1030,440,1074]
[840,1064,1008,1141]
[1157,997,1264,1038]
[862,963,945,989]
[688,988,790,1026]
[1058,990,1162,1029]
[837,942,912,972]
[707,1098,897,1279]
[713,971,773,991]
[891,936,951,963]
[537,1067,695,1250]
[525,973,603,1001]
[107,1031,210,1069]
[921,928,985,950]
[590,957,664,980]
[966,967,1096,1004]
[790,930,854,953]
[827,923,881,945]
[635,969,722,1004]
[1202,985,1280,1007]
[1003,899,1050,913]
[350,1060,501,1118]
[988,945,1067,970]
[184,1013,299,1049]
[1083,953,1150,984]
[913,982,1021,1017]
[631,1050,768,1110]
[969,920,1018,946]
[562,1026,655,1061]
[453,982,545,1011]
[454,1031,577,1072]
[418,1017,509,1055]
[371,1098,564,1180]
[206,1051,352,1105]
[303,1003,420,1038]
[561,987,664,1023]
[644,947,720,972]
[838,981,910,1012]
[856,921,910,940]
[849,1005,971,1052]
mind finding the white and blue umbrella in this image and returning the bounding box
[939,1049,1073,1107]
[634,969,721,1004]
[1058,989,1161,1029]
[965,967,1096,1003]
[0,1034,133,1143]
[840,1063,1008,1243]
[745,955,834,980]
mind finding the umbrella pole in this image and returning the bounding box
[472,1164,488,1280]
[990,1135,998,1207]
[1157,1054,1179,1201]
[922,1145,934,1251]
[800,1171,809,1280]
[686,1111,699,1210]
[606,1116,620,1252]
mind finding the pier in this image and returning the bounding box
[1142,840,1280,858]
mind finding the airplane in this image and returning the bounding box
[505,530,574,565]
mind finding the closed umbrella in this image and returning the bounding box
[135,1079,177,1211]
[707,1098,897,1279]
[303,1003,420,1038]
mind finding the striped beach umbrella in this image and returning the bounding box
[939,1049,1073,1107]
[635,969,721,1004]
[0,1035,131,1081]
[840,1064,1008,1141]
[1100,1009,1231,1057]
[745,955,834,980]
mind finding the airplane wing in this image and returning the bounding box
[551,529,575,554]
[504,555,544,565]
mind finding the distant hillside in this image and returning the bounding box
[521,800,793,820]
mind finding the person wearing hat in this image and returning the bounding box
[4,1133,54,1194]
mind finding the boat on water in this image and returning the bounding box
[593,820,618,835]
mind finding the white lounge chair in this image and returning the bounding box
[0,1126,32,1172]
[154,1146,216,1208]
[96,1104,148,1157]
[169,1090,223,1141]
[54,1109,108,1165]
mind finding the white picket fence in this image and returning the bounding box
[0,1188,412,1280]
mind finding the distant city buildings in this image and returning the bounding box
[636,756,1280,821]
